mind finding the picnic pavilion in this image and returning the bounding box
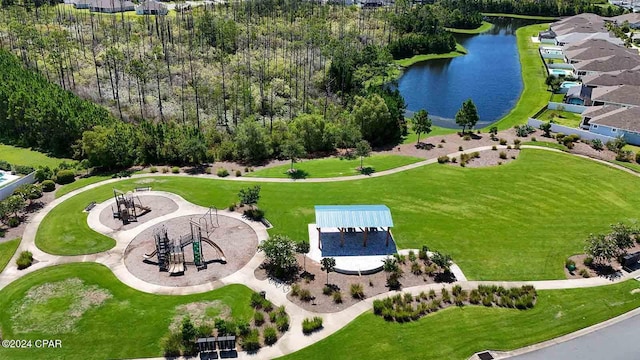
[314,205,394,249]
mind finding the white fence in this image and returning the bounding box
[547,102,587,113]
[527,119,617,143]
[0,171,36,201]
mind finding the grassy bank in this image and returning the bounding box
[485,23,551,130]
[0,144,73,169]
[246,155,423,178]
[483,12,559,20]
[446,21,494,34]
[395,43,468,68]
[36,150,640,280]
[0,238,20,273]
[0,263,254,360]
[282,281,640,360]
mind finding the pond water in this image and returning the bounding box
[398,18,541,128]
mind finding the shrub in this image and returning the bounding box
[506,145,512,150]
[428,289,436,299]
[262,299,274,313]
[373,300,384,315]
[437,144,443,148]
[350,284,365,299]
[149,166,158,173]
[263,326,278,345]
[499,151,507,159]
[492,145,497,150]
[565,258,576,271]
[16,251,33,270]
[437,156,450,164]
[616,150,634,162]
[419,245,429,260]
[171,166,180,174]
[243,208,265,221]
[469,289,481,304]
[440,139,446,143]
[41,180,55,192]
[161,167,169,173]
[482,295,493,307]
[499,138,507,145]
[471,151,480,158]
[408,250,417,262]
[299,289,313,302]
[237,321,250,336]
[35,167,52,182]
[228,203,236,211]
[531,136,537,142]
[451,157,457,163]
[454,292,467,306]
[411,262,422,275]
[579,268,590,278]
[302,317,323,334]
[463,134,471,141]
[241,329,261,352]
[269,311,278,323]
[8,216,20,228]
[162,332,182,357]
[235,170,242,177]
[290,284,301,297]
[452,284,462,296]
[591,139,604,151]
[217,168,229,177]
[555,133,565,142]
[441,288,451,303]
[583,256,594,267]
[276,315,290,332]
[332,291,343,303]
[513,139,521,145]
[322,285,334,296]
[55,169,75,185]
[458,146,463,151]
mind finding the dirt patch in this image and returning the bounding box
[169,300,231,333]
[98,194,179,231]
[11,278,112,334]
[124,214,258,287]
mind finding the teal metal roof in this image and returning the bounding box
[315,205,394,228]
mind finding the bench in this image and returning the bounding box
[623,252,640,271]
[135,187,152,192]
[84,202,96,212]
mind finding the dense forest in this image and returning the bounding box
[0,0,627,168]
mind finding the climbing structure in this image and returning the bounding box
[143,226,171,271]
[112,189,151,225]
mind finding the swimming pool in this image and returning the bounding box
[549,69,574,77]
[561,81,581,88]
[0,170,19,189]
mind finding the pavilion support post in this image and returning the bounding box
[363,227,368,247]
[340,227,344,247]
[317,228,321,249]
[386,228,390,246]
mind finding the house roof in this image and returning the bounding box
[555,32,623,46]
[591,85,640,106]
[582,104,624,118]
[613,13,640,24]
[566,84,592,99]
[551,13,606,36]
[590,106,640,133]
[315,205,394,228]
[582,70,640,87]
[563,39,637,61]
[573,54,640,73]
[90,0,134,9]
[137,0,167,11]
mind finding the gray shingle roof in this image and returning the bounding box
[564,39,637,61]
[591,85,640,106]
[90,0,134,9]
[582,104,624,118]
[582,70,640,87]
[573,54,640,73]
[590,106,640,133]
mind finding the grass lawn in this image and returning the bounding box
[245,155,423,178]
[282,280,640,360]
[55,175,113,199]
[536,109,583,128]
[614,160,640,173]
[0,263,254,360]
[0,144,73,169]
[38,150,640,280]
[402,125,458,145]
[550,93,565,102]
[446,21,493,34]
[0,238,20,273]
[395,43,467,67]
[482,13,558,20]
[485,24,552,131]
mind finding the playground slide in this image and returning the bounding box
[169,261,184,274]
[143,249,158,259]
[201,237,227,263]
[134,203,151,212]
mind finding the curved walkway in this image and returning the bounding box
[2,144,640,359]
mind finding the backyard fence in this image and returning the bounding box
[527,119,617,143]
[547,102,587,114]
[0,171,36,201]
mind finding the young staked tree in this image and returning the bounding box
[296,240,311,273]
[282,137,306,171]
[355,139,372,170]
[320,257,336,285]
[411,109,432,144]
[455,99,479,134]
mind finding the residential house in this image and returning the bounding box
[136,0,168,15]
[89,0,135,13]
[588,106,640,145]
[544,13,623,46]
[582,70,640,87]
[579,104,622,129]
[565,85,593,105]
[572,54,640,77]
[590,84,640,107]
[73,0,91,9]
[613,12,640,29]
[563,39,637,63]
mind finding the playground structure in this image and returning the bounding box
[144,207,226,275]
[112,189,151,225]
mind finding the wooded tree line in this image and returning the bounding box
[440,0,626,17]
